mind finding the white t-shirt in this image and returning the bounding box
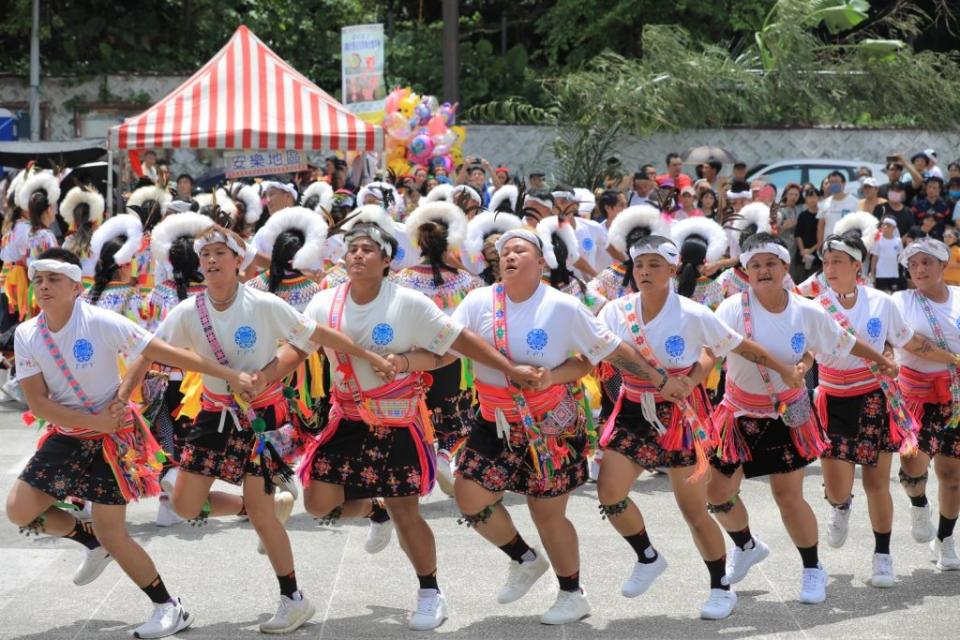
[573,218,609,278]
[871,236,902,279]
[815,286,912,378]
[389,222,421,271]
[598,290,742,370]
[0,220,30,263]
[305,280,463,391]
[817,195,859,238]
[14,300,152,413]
[155,285,317,395]
[451,282,621,386]
[716,290,855,394]
[893,287,960,373]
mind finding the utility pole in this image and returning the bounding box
[442,0,458,104]
[29,0,40,140]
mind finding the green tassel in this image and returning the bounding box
[283,386,296,399]
[252,417,267,433]
[155,450,168,463]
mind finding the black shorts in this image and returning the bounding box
[711,415,817,479]
[19,433,127,505]
[821,389,896,465]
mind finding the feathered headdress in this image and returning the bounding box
[16,170,61,212]
[727,202,773,237]
[422,183,454,204]
[356,181,399,216]
[126,184,172,214]
[231,182,263,224]
[300,181,335,216]
[488,184,519,213]
[59,186,105,229]
[90,214,144,266]
[151,212,215,268]
[194,189,237,216]
[463,210,522,259]
[670,217,728,264]
[253,206,332,271]
[608,205,666,254]
[404,201,468,250]
[833,211,880,253]
[536,215,580,270]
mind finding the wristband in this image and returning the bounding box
[656,374,668,392]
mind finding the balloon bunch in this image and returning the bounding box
[382,87,466,178]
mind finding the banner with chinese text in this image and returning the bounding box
[224,149,307,179]
[341,24,386,124]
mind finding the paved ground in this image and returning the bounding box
[0,401,957,640]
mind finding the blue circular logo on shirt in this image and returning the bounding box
[526,329,548,351]
[790,332,806,354]
[73,339,94,363]
[665,335,685,358]
[867,317,882,339]
[392,247,406,263]
[372,323,395,346]
[582,237,595,252]
[234,326,257,349]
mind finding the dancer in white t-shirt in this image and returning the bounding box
[892,238,960,569]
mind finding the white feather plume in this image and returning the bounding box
[536,216,580,270]
[422,184,454,203]
[488,184,518,213]
[670,217,729,264]
[341,204,394,233]
[404,202,468,250]
[833,210,880,254]
[608,205,666,254]
[60,186,105,228]
[232,183,263,224]
[301,181,334,215]
[126,185,172,215]
[253,206,331,272]
[90,214,143,265]
[151,212,215,267]
[730,202,774,235]
[356,181,399,215]
[16,170,61,212]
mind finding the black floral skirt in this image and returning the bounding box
[603,397,698,469]
[711,415,817,479]
[307,417,426,498]
[458,413,588,498]
[917,402,960,459]
[19,433,126,505]
[425,360,473,453]
[821,389,896,465]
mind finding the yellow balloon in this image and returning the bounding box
[451,125,467,146]
[389,158,412,176]
[450,147,464,166]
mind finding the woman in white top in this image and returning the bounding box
[60,186,105,285]
[893,238,960,570]
[596,235,801,620]
[85,215,146,324]
[707,232,894,606]
[813,232,957,586]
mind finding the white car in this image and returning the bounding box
[747,159,887,196]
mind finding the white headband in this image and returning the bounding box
[551,190,575,201]
[820,238,863,263]
[726,190,752,201]
[344,225,394,259]
[901,238,949,266]
[194,229,247,260]
[628,240,680,265]
[524,196,553,210]
[740,242,792,267]
[28,259,82,283]
[263,181,298,200]
[495,228,543,255]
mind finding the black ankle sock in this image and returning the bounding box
[937,514,958,542]
[705,558,730,591]
[909,494,928,508]
[728,527,754,551]
[873,530,891,555]
[142,575,172,605]
[624,530,658,563]
[369,499,390,524]
[417,572,439,591]
[797,544,819,569]
[499,534,535,564]
[557,571,580,593]
[64,518,100,550]
[277,571,298,599]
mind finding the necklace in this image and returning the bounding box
[835,288,857,301]
[208,285,239,308]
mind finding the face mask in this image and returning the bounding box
[950,191,960,200]
[829,183,843,194]
[888,191,903,203]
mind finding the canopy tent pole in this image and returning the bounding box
[106,149,114,213]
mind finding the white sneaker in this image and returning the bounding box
[73,546,113,586]
[160,467,179,495]
[133,597,193,638]
[699,588,737,620]
[408,589,448,630]
[911,504,936,543]
[258,491,295,555]
[931,536,960,570]
[364,518,394,554]
[275,475,299,501]
[826,502,852,548]
[588,456,601,483]
[259,591,316,634]
[155,495,184,527]
[436,452,455,497]
[497,549,550,604]
[76,501,93,522]
[799,566,828,604]
[540,588,590,625]
[1,377,25,405]
[621,553,667,598]
[725,537,770,585]
[870,553,895,588]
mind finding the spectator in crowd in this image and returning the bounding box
[699,160,723,190]
[905,211,942,242]
[675,186,702,220]
[793,187,822,283]
[731,161,748,183]
[412,165,429,191]
[627,167,656,206]
[777,182,802,250]
[141,150,159,183]
[872,181,914,239]
[593,188,626,225]
[264,181,297,215]
[657,152,692,190]
[869,217,904,292]
[911,148,943,180]
[493,166,510,189]
[643,163,658,181]
[528,170,546,190]
[948,176,960,222]
[174,173,194,202]
[944,228,960,286]
[877,154,922,204]
[816,170,859,244]
[858,177,885,213]
[948,161,960,181]
[911,176,951,236]
[698,188,719,219]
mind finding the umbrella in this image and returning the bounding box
[681,146,737,165]
[59,162,118,196]
[0,139,106,168]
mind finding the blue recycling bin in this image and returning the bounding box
[0,108,16,141]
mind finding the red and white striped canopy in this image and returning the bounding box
[108,25,382,152]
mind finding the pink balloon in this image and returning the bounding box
[432,144,450,157]
[384,112,412,141]
[407,133,434,164]
[427,114,447,137]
